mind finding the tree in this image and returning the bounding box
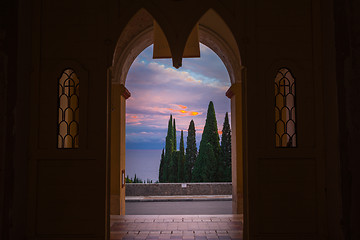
[158,148,165,182]
[160,115,183,183]
[193,142,218,182]
[192,101,221,182]
[163,115,174,182]
[133,174,143,183]
[220,112,232,182]
[126,175,132,183]
[169,151,179,182]
[177,130,185,182]
[173,118,177,150]
[167,117,179,182]
[184,120,197,182]
[202,143,217,182]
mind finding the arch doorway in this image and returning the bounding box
[124,42,233,215]
[109,7,246,223]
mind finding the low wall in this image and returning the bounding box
[125,182,232,196]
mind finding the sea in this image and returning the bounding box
[125,149,162,183]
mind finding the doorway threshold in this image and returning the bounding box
[110,214,243,240]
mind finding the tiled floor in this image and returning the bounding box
[110,214,243,240]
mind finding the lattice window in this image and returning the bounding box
[57,69,80,148]
[274,68,296,147]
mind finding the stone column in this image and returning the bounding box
[110,83,130,215]
[226,67,246,215]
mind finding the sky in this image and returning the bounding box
[125,43,231,150]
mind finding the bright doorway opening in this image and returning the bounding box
[109,7,245,240]
[124,43,232,215]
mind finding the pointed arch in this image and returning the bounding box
[198,8,242,84]
[111,4,245,217]
[112,8,153,85]
[143,4,209,68]
[112,8,242,85]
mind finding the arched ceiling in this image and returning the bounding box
[112,8,242,85]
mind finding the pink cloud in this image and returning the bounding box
[124,44,231,149]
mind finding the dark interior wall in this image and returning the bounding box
[334,0,360,239]
[1,0,32,239]
[0,0,19,239]
[0,0,360,239]
[13,0,32,239]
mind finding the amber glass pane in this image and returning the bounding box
[274,68,296,147]
[57,69,80,148]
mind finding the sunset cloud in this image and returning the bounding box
[162,104,203,117]
[125,44,231,149]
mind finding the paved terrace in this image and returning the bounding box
[110,214,243,240]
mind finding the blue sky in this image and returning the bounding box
[125,44,231,150]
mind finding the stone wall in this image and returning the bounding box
[334,0,360,238]
[125,183,232,196]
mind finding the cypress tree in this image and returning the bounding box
[202,143,217,182]
[221,112,232,182]
[169,151,179,182]
[184,120,197,182]
[164,115,174,182]
[193,142,217,182]
[158,148,165,182]
[173,118,177,150]
[177,130,185,182]
[169,118,179,182]
[192,101,221,182]
[192,157,202,182]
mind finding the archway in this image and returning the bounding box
[110,7,245,220]
[124,42,233,215]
